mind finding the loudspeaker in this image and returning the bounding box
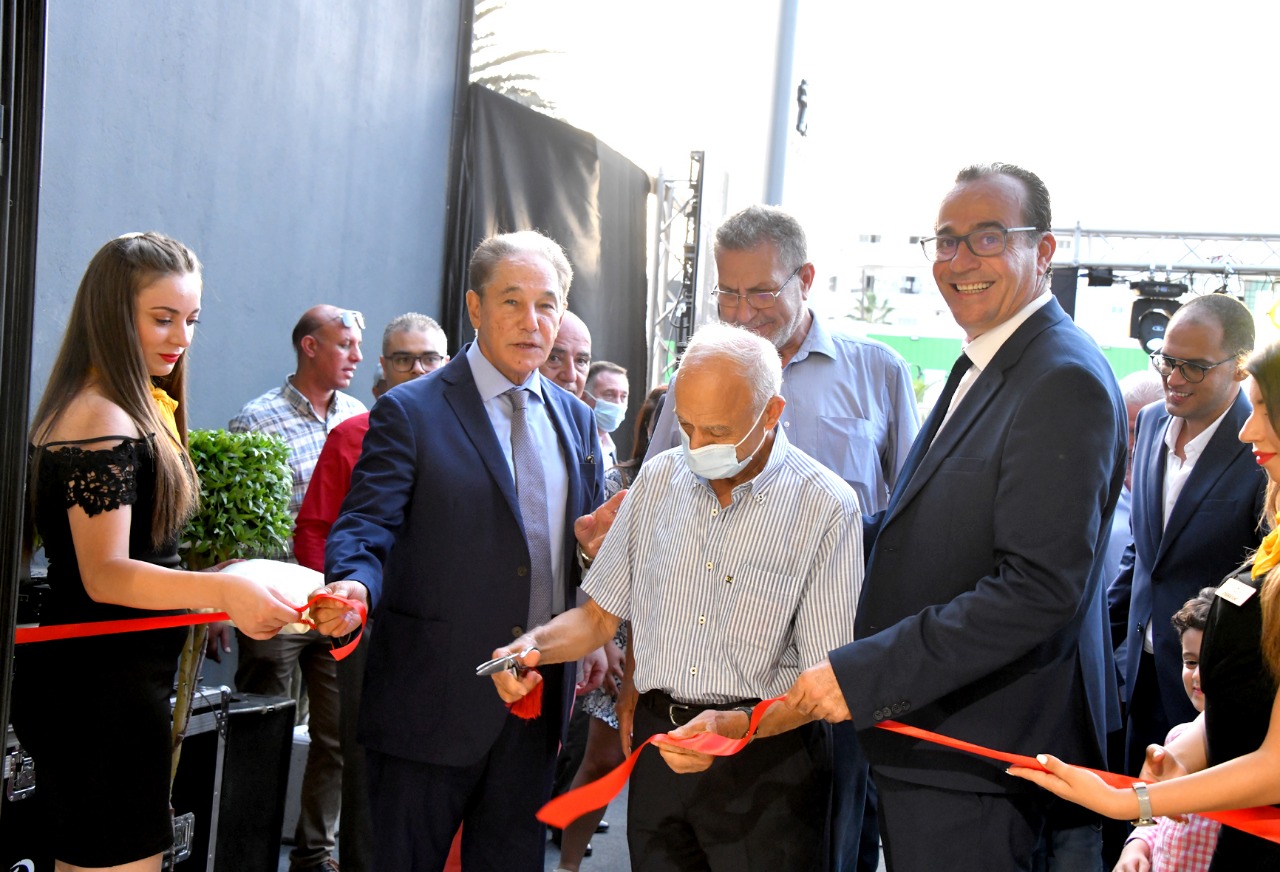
[171,689,295,872]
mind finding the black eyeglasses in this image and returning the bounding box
[1149,352,1237,384]
[388,352,444,372]
[326,309,365,330]
[920,227,1039,262]
[712,265,802,310]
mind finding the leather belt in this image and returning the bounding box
[639,689,758,727]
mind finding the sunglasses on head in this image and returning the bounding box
[327,309,365,331]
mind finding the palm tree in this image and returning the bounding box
[470,0,559,115]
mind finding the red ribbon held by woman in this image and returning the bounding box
[15,590,367,661]
[537,695,1280,844]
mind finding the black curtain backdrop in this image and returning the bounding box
[443,84,652,459]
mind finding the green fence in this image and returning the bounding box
[869,334,1151,380]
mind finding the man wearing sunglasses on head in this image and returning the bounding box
[228,303,369,872]
[1109,294,1266,783]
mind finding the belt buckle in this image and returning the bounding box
[667,703,691,726]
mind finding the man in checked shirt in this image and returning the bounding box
[491,322,861,872]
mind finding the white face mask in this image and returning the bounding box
[586,392,627,433]
[679,405,768,480]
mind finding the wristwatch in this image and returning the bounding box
[575,542,594,571]
[1131,782,1156,827]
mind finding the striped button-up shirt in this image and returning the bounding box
[228,375,366,556]
[583,427,861,704]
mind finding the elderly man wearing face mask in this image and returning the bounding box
[490,322,861,871]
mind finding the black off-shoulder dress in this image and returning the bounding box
[12,435,187,867]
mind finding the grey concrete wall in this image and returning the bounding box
[31,0,463,428]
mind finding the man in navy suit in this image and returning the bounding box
[1108,294,1265,775]
[313,230,606,871]
[785,163,1127,871]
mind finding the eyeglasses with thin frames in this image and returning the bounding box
[920,227,1039,262]
[388,352,444,372]
[1149,352,1237,384]
[712,265,802,310]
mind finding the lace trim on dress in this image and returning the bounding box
[35,435,151,518]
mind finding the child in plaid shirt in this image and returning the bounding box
[1115,587,1221,872]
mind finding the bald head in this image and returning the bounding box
[541,310,592,397]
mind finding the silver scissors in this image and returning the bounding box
[475,646,538,677]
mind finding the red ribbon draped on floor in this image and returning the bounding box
[13,592,367,660]
[537,695,1280,844]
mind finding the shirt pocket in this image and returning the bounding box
[726,564,804,664]
[818,415,879,498]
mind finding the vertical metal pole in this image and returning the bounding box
[764,0,799,205]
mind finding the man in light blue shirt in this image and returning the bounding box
[644,205,918,870]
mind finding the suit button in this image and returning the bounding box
[511,625,524,638]
[901,702,910,712]
[517,566,528,577]
[891,704,902,715]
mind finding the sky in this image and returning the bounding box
[485,0,1280,237]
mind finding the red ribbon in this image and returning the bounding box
[536,695,1280,844]
[877,718,1280,843]
[14,592,367,661]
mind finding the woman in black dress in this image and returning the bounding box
[13,232,298,871]
[1009,340,1280,866]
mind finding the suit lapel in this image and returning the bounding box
[440,350,521,521]
[884,299,1065,523]
[1137,406,1170,561]
[542,387,589,540]
[1156,389,1251,561]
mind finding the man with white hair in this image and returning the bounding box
[491,322,862,871]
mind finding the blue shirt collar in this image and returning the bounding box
[465,341,549,404]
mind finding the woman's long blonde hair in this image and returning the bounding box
[30,232,201,546]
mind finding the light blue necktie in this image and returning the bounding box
[507,388,554,627]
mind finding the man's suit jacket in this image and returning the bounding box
[325,347,605,767]
[1108,390,1265,730]
[830,297,1126,793]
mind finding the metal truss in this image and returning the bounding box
[647,150,705,388]
[1054,225,1280,285]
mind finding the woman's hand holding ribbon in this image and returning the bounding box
[1007,754,1138,820]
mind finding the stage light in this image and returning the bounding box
[1086,268,1114,287]
[1130,298,1181,352]
[1130,280,1188,299]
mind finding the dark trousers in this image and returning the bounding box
[365,712,556,872]
[875,772,1046,872]
[830,721,880,872]
[337,624,373,872]
[1124,651,1170,775]
[236,628,341,870]
[628,701,832,871]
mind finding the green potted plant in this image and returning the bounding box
[181,428,295,570]
[171,428,294,784]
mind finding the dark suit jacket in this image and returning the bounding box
[325,347,605,767]
[830,298,1126,793]
[1108,390,1265,731]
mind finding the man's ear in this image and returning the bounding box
[1036,232,1057,276]
[763,394,787,430]
[299,334,319,359]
